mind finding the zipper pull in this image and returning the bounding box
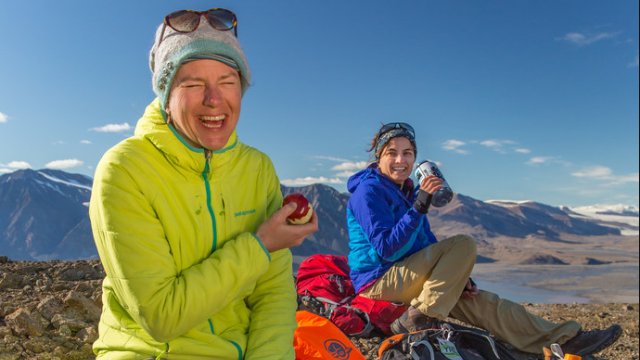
[203,150,212,175]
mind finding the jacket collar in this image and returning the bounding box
[134,99,239,173]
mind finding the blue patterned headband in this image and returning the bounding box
[373,128,417,159]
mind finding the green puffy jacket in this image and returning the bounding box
[90,99,296,359]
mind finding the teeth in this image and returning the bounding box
[201,115,225,121]
[200,115,224,129]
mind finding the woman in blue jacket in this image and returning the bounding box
[346,122,620,356]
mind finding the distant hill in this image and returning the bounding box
[0,169,629,262]
[0,169,94,260]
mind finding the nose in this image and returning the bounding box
[394,154,406,162]
[203,85,222,107]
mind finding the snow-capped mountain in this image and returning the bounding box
[0,169,95,260]
[0,169,635,261]
[565,204,639,236]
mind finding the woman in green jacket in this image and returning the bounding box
[89,8,317,359]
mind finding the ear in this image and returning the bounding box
[165,108,172,124]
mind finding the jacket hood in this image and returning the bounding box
[347,162,415,197]
[347,163,379,194]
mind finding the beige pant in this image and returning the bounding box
[360,235,581,354]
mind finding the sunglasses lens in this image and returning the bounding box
[166,10,201,32]
[206,9,236,31]
[380,122,415,137]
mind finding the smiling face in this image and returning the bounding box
[378,137,416,185]
[166,59,242,151]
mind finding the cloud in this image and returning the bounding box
[0,112,8,123]
[572,166,612,178]
[309,157,369,180]
[6,161,32,169]
[335,171,356,178]
[91,123,131,133]
[442,139,468,154]
[527,156,554,165]
[515,148,531,154]
[630,53,639,68]
[80,140,92,144]
[281,176,343,187]
[0,161,32,173]
[0,161,32,174]
[558,31,618,46]
[331,161,368,172]
[45,159,84,170]
[572,166,639,185]
[312,155,351,163]
[477,139,518,154]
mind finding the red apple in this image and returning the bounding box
[283,193,313,225]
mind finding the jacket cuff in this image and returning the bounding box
[252,233,272,262]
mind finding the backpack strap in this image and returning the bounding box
[299,292,375,337]
[378,333,409,358]
[410,339,435,360]
[453,329,501,360]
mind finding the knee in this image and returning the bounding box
[450,235,477,258]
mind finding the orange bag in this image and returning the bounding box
[294,310,366,360]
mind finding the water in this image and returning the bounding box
[472,262,639,304]
[474,279,590,304]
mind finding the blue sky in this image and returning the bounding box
[0,1,638,207]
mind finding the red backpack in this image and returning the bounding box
[296,254,407,336]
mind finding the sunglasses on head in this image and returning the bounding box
[378,122,416,138]
[158,8,238,46]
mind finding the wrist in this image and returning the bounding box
[413,190,432,214]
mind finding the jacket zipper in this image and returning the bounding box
[202,150,218,254]
[202,150,217,336]
[202,150,243,360]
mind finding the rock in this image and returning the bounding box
[23,337,52,353]
[5,308,45,337]
[51,313,87,332]
[0,272,22,290]
[584,257,612,265]
[63,290,101,321]
[0,259,637,360]
[76,326,98,343]
[520,254,568,265]
[37,296,63,321]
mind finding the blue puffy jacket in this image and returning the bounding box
[346,163,438,292]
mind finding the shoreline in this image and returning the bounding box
[472,262,639,304]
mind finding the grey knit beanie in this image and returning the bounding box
[149,16,251,110]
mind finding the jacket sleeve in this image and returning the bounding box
[350,182,426,262]
[90,154,273,342]
[244,163,297,360]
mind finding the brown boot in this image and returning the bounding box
[390,306,440,334]
[561,324,622,356]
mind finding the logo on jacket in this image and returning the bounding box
[323,339,353,359]
[233,209,256,217]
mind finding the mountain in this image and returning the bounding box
[0,169,629,261]
[564,205,639,236]
[281,184,350,257]
[0,169,95,260]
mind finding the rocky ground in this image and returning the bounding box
[1,257,638,360]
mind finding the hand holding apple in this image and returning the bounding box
[256,193,318,252]
[283,193,314,225]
